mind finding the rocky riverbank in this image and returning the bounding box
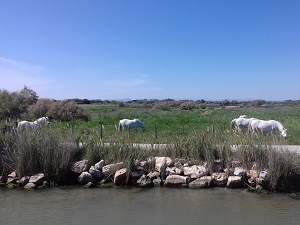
[2,156,298,192]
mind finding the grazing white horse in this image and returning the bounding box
[118,119,146,132]
[249,119,287,140]
[230,115,257,131]
[17,116,50,132]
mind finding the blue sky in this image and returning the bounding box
[0,0,299,101]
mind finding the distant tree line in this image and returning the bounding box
[69,97,300,110]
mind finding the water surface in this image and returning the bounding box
[1,187,299,225]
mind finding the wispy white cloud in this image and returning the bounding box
[0,57,60,98]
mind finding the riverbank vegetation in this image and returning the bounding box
[1,87,300,191]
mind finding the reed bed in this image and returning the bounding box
[1,122,300,191]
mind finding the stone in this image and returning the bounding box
[114,168,128,186]
[131,170,145,185]
[164,175,190,188]
[259,170,268,179]
[8,171,17,178]
[153,177,162,186]
[18,176,30,186]
[83,182,96,188]
[212,172,227,187]
[95,159,105,170]
[147,171,160,180]
[71,160,89,174]
[24,182,36,190]
[137,175,153,188]
[226,176,242,188]
[89,166,103,179]
[234,167,247,177]
[183,165,208,179]
[77,172,93,184]
[155,157,173,172]
[189,176,213,188]
[29,173,46,186]
[6,177,18,184]
[102,162,125,177]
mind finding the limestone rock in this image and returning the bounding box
[183,165,208,179]
[18,176,30,186]
[189,176,213,188]
[137,175,153,188]
[226,176,242,188]
[212,172,228,187]
[131,170,145,185]
[164,175,190,187]
[29,173,46,186]
[24,183,36,190]
[89,166,103,179]
[102,162,125,177]
[155,157,173,172]
[114,168,128,186]
[77,172,93,184]
[95,159,105,170]
[234,167,247,177]
[71,160,89,174]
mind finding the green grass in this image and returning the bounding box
[51,105,300,145]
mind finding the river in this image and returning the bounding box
[1,187,299,225]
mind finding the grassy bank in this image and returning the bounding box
[1,125,300,191]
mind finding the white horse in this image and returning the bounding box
[230,115,257,131]
[249,119,287,140]
[118,119,146,132]
[17,116,50,132]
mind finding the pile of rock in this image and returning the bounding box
[71,156,269,190]
[0,156,270,191]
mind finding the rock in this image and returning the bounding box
[89,166,103,179]
[164,175,190,188]
[189,176,213,188]
[24,183,36,190]
[137,175,153,188]
[155,157,173,172]
[259,170,268,179]
[147,171,160,180]
[226,176,242,188]
[102,162,125,177]
[153,177,162,186]
[183,165,208,179]
[131,170,145,185]
[77,172,93,184]
[6,177,18,184]
[114,168,128,186]
[233,167,247,177]
[29,173,46,186]
[249,170,259,180]
[83,182,96,188]
[8,171,17,178]
[212,172,227,187]
[71,160,89,174]
[165,167,176,176]
[18,176,30,186]
[95,159,105,170]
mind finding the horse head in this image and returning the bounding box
[281,128,288,140]
[45,117,50,125]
